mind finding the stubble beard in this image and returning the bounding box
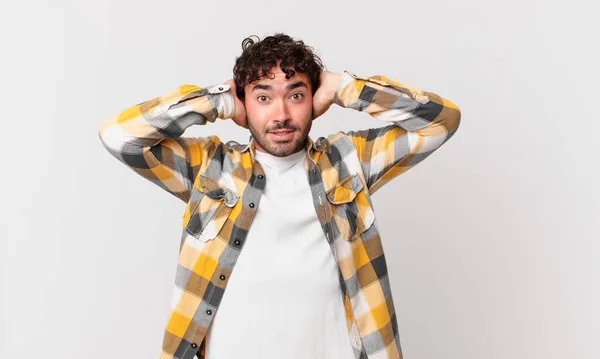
[248,118,312,157]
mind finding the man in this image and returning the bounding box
[99,33,461,359]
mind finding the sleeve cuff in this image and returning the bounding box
[334,70,364,107]
[206,83,235,119]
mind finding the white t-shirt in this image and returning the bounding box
[204,148,355,359]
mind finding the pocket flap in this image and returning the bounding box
[198,175,240,207]
[326,174,364,204]
[182,175,239,241]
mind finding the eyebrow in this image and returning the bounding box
[251,81,308,92]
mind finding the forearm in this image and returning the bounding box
[333,71,461,135]
[98,83,234,152]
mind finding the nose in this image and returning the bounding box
[273,99,291,123]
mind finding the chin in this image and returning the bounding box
[265,146,297,157]
[264,139,306,157]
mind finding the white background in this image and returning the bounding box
[0,0,598,358]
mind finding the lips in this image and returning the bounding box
[269,129,295,140]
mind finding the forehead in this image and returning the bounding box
[249,66,310,88]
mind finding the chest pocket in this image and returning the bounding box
[182,175,240,242]
[326,173,375,241]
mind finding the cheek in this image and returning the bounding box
[246,105,271,128]
[292,103,314,122]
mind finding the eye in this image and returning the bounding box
[257,95,269,103]
[291,93,304,100]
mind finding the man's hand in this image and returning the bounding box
[312,71,342,120]
[225,79,248,129]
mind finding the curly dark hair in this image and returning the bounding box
[233,33,324,101]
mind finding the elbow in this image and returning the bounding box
[444,99,461,139]
[97,115,120,151]
[98,119,110,147]
[446,108,461,142]
[98,124,105,144]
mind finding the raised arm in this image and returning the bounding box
[98,82,236,203]
[327,70,461,194]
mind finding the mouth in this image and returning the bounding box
[268,129,295,141]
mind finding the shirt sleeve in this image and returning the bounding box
[98,83,235,203]
[332,71,462,194]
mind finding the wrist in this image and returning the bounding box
[326,72,342,100]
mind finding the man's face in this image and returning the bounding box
[243,65,313,157]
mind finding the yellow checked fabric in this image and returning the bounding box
[99,71,461,359]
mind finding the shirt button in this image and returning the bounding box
[258,174,264,179]
[220,274,226,280]
[249,202,255,208]
[234,239,241,246]
[206,310,212,315]
[191,343,197,348]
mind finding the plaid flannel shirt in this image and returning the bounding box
[98,70,461,359]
